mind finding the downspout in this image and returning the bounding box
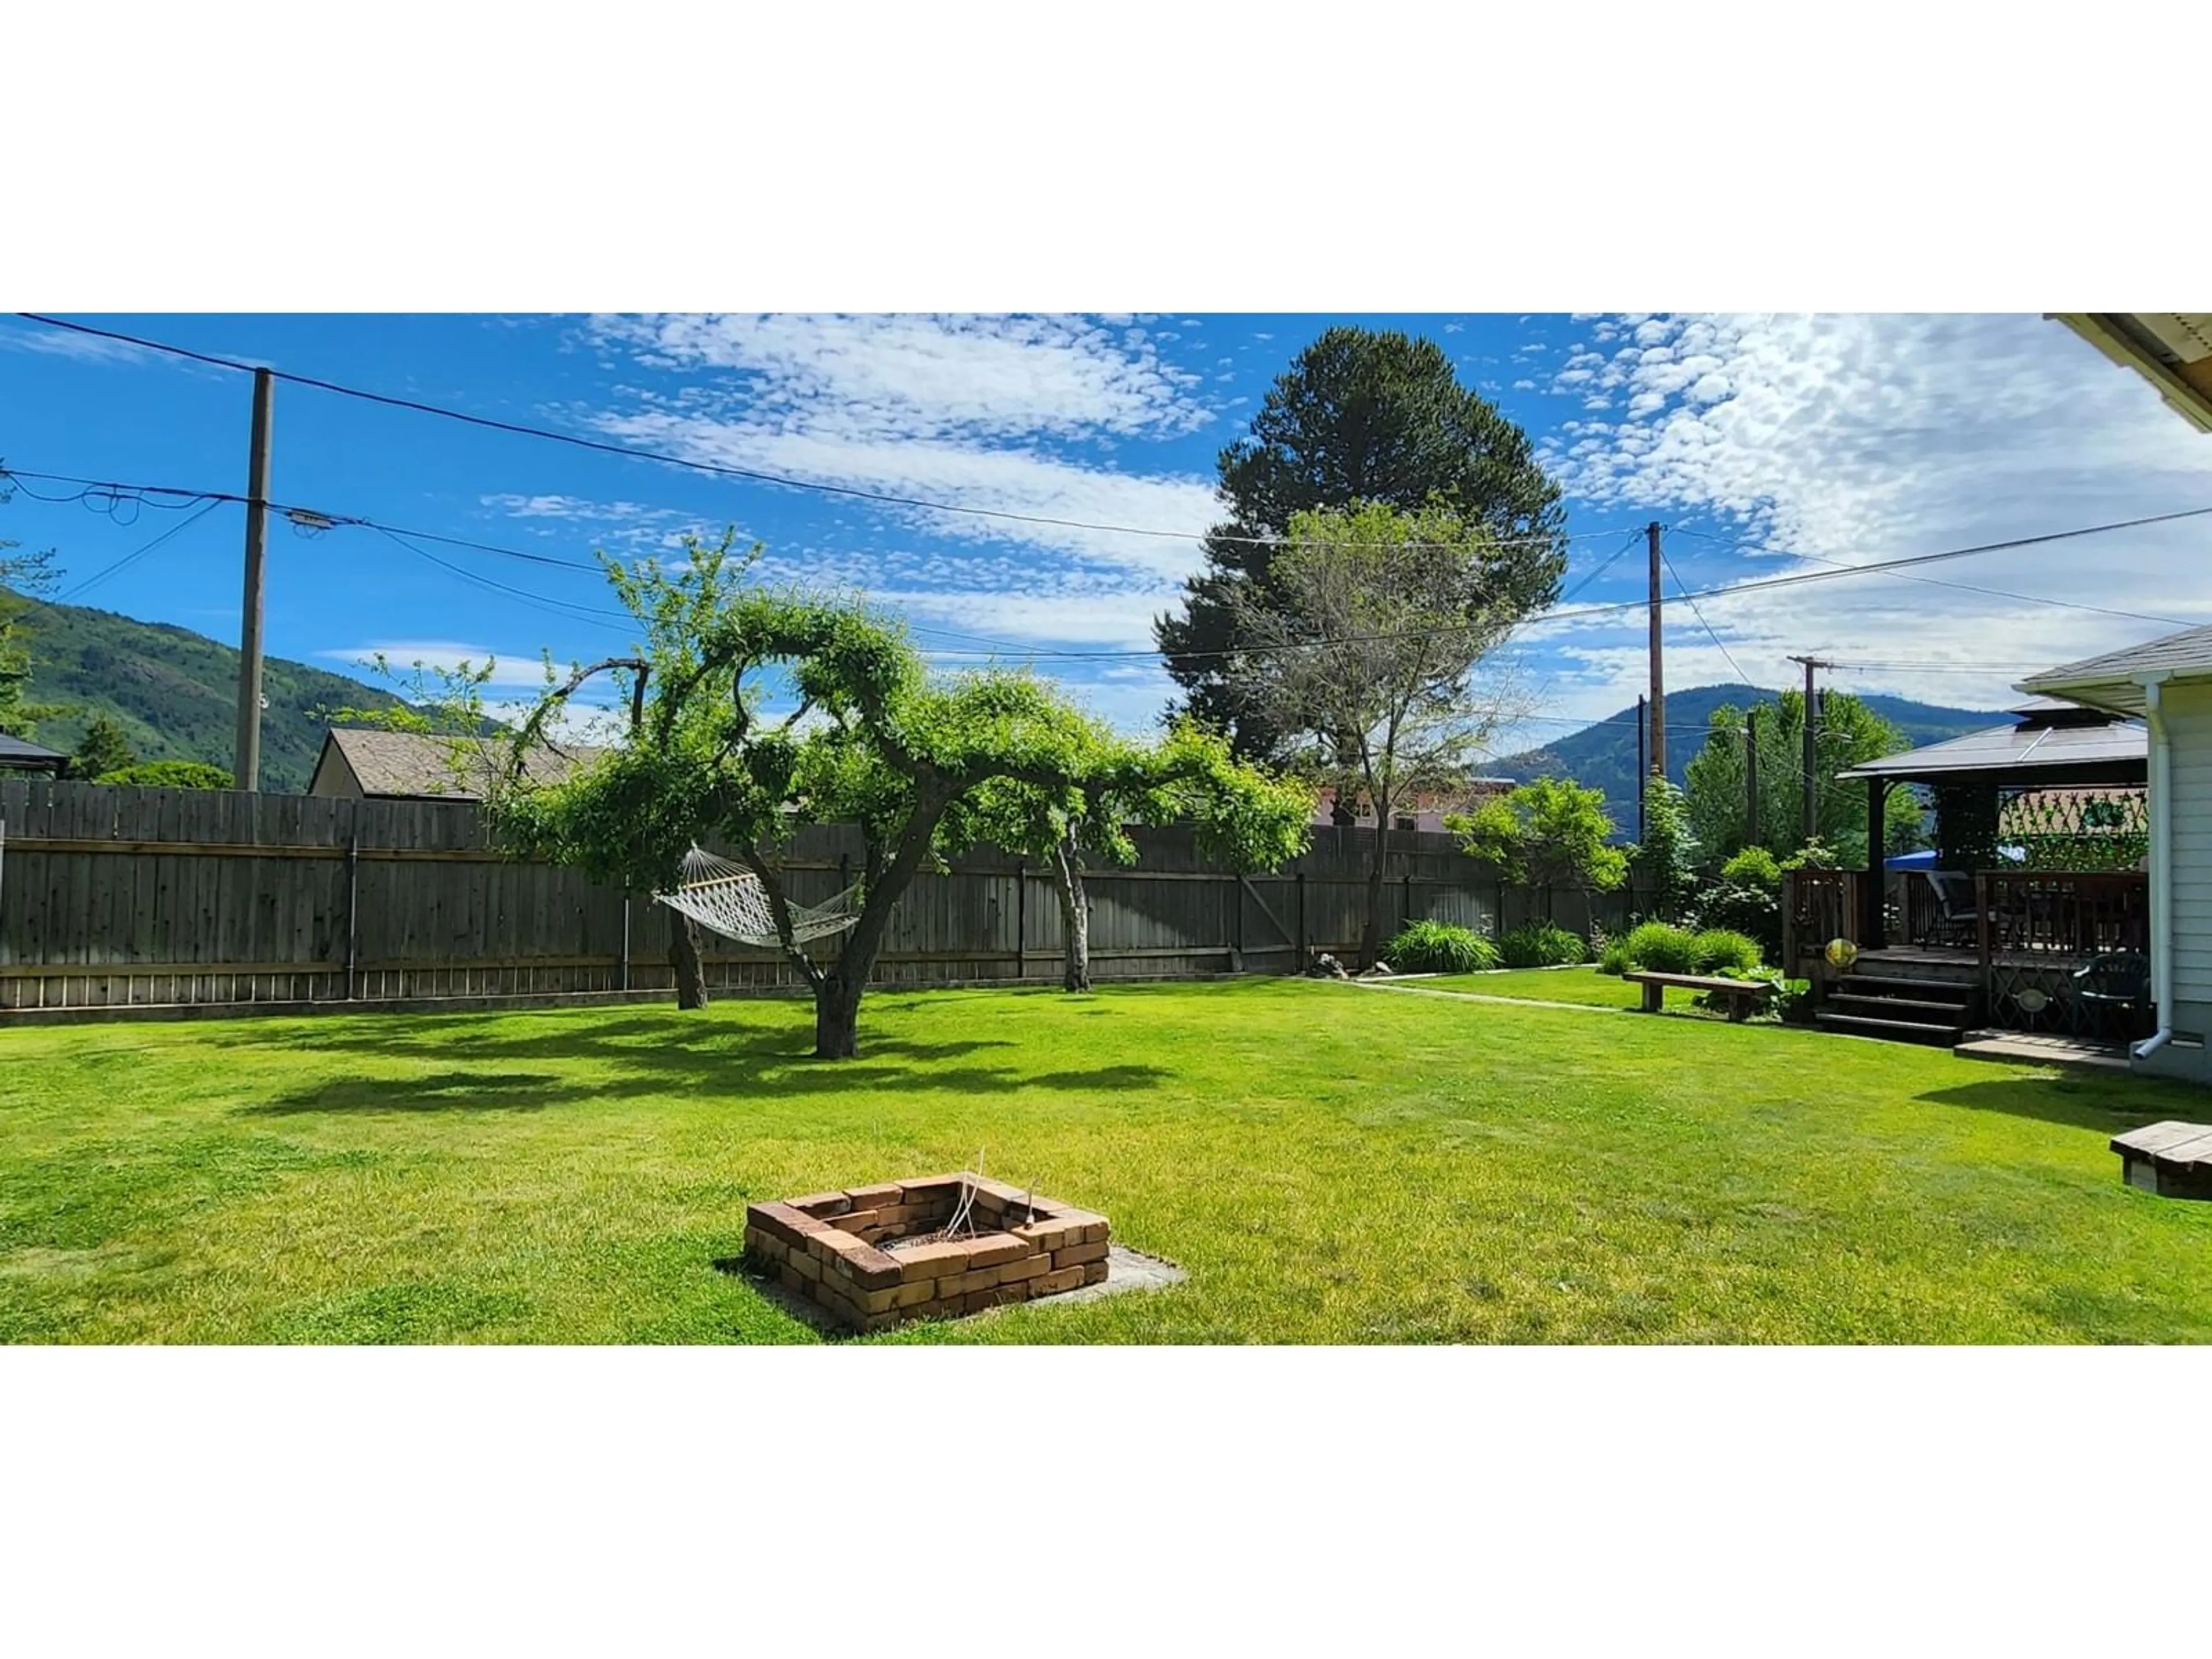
[2135,672,2174,1060]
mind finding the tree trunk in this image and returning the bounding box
[1361,817,1391,967]
[813,969,864,1059]
[1052,839,1091,992]
[668,914,710,1009]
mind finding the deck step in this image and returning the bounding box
[1815,1010,1963,1045]
[1838,974,1973,1001]
[1827,993,1971,1020]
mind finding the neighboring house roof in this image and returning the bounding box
[316,726,609,800]
[2015,623,2212,717]
[1312,779,1514,827]
[0,733,70,773]
[1842,703,2146,785]
[2050,313,2212,433]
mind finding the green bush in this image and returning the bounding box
[1692,964,1811,1022]
[1498,922,1586,968]
[1618,921,1699,974]
[1597,936,1635,976]
[1719,846,1782,892]
[1387,919,1500,975]
[1691,928,1764,974]
[94,760,234,790]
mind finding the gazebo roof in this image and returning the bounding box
[1840,709,2146,787]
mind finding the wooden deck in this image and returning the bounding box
[1954,1031,2131,1071]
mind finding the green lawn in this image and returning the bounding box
[1414,967,1647,1008]
[5,978,2211,1343]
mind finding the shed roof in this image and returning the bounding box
[0,732,69,772]
[2015,622,2212,715]
[321,726,609,800]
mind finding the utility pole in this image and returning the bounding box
[1635,693,1647,840]
[1646,521,1666,784]
[233,368,274,793]
[1787,655,1832,843]
[1744,705,1759,847]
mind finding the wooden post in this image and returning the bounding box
[1296,869,1306,963]
[1646,522,1666,781]
[619,888,631,991]
[343,834,359,1000]
[1744,707,1759,846]
[1862,775,1887,949]
[1233,870,1245,969]
[1402,869,1413,935]
[1975,872,1994,1009]
[1636,693,1647,840]
[1014,859,1026,978]
[234,369,274,793]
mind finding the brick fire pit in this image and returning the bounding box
[743,1174,1112,1334]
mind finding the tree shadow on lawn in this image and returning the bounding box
[1914,1074,2190,1136]
[226,1017,1174,1117]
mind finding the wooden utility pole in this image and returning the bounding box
[1787,655,1832,842]
[233,368,275,793]
[1636,693,1647,840]
[1744,706,1760,847]
[1646,522,1666,783]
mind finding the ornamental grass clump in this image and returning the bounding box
[1386,920,1501,975]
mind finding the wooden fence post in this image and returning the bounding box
[1296,869,1306,963]
[1014,860,1026,979]
[619,889,632,992]
[343,834,359,1001]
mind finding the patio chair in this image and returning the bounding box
[2073,952,2150,1034]
[1923,870,1982,947]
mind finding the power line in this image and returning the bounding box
[9,457,2212,669]
[1657,541,1749,684]
[8,313,1626,556]
[54,497,229,603]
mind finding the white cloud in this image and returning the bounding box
[586,313,1211,442]
[1533,312,2212,711]
[320,642,561,690]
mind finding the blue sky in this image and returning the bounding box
[6,312,2212,756]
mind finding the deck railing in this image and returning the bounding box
[1782,868,1861,970]
[1975,870,2148,964]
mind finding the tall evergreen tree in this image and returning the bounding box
[1154,327,1567,758]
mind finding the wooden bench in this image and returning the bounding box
[2110,1121,2212,1200]
[1623,971,1774,1022]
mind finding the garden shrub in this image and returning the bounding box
[1597,935,1635,976]
[1498,922,1587,968]
[1692,964,1811,1022]
[1690,928,1764,975]
[1618,921,1699,975]
[1719,846,1782,892]
[1387,919,1500,975]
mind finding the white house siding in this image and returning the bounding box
[2157,681,2212,1073]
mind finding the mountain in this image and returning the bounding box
[1493,683,2006,836]
[2,590,407,793]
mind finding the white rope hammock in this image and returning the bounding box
[653,846,861,948]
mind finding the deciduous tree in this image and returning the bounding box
[1218,501,1530,965]
[1449,778,1626,916]
[465,536,1309,1057]
[1155,327,1566,758]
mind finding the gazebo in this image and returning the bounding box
[1783,696,2151,1047]
[1839,696,2145,950]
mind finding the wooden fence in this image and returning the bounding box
[0,779,1648,1015]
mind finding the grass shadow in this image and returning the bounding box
[241,1070,569,1116]
[1914,1075,2188,1135]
